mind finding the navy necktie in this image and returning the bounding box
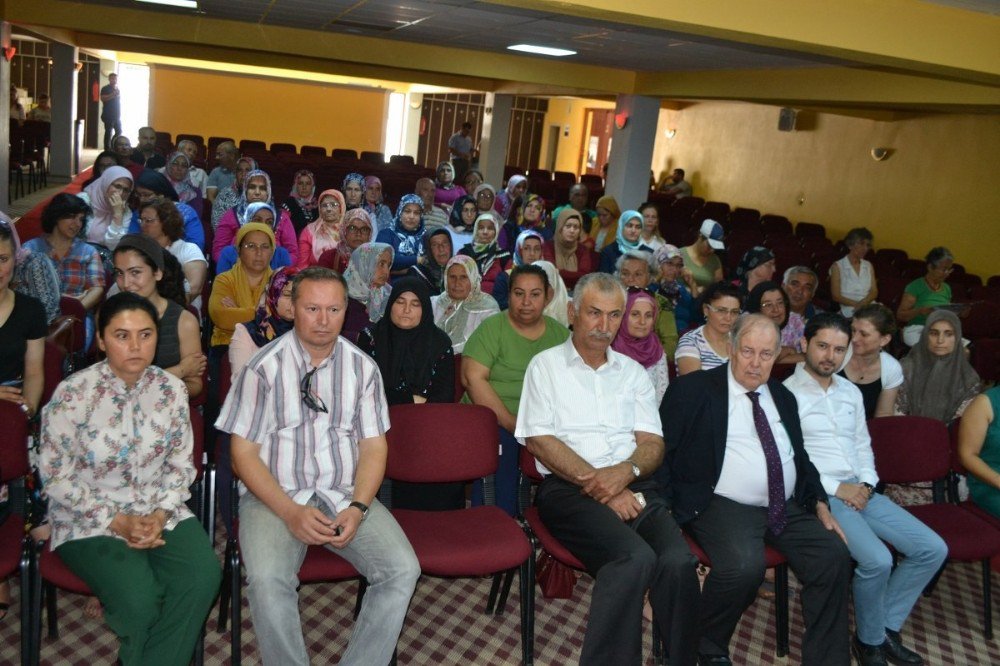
[747,391,787,535]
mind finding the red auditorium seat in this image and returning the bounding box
[760,214,793,237]
[794,221,826,238]
[869,415,1000,638]
[729,207,761,228]
[300,145,327,158]
[971,338,1000,384]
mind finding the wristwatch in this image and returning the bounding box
[627,461,641,479]
[348,501,369,521]
[860,482,875,498]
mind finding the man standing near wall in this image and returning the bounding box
[100,73,121,150]
[448,122,474,183]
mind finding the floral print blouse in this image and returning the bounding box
[40,361,195,549]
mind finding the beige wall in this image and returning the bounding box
[540,97,616,174]
[651,101,1000,278]
[149,67,388,154]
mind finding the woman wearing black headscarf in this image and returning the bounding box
[357,277,458,509]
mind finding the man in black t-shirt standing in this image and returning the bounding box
[100,73,121,150]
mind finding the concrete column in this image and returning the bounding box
[477,93,513,189]
[604,94,660,211]
[49,41,79,180]
[1,22,12,210]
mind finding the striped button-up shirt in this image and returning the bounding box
[216,332,390,513]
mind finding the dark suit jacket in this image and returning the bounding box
[658,363,827,525]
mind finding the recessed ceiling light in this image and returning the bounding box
[136,0,199,8]
[507,44,576,57]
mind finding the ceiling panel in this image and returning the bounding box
[74,0,849,72]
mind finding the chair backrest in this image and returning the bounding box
[452,353,464,402]
[518,446,544,483]
[301,145,327,157]
[190,408,205,482]
[0,401,31,482]
[42,338,67,407]
[869,415,951,484]
[385,403,498,483]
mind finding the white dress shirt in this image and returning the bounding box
[784,363,878,495]
[515,338,662,475]
[715,366,797,507]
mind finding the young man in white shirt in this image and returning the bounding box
[785,312,946,666]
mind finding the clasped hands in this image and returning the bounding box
[576,463,643,522]
[110,510,169,549]
[282,503,362,548]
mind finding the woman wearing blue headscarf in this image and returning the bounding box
[598,209,651,273]
[376,193,426,276]
[215,202,293,273]
[490,229,544,310]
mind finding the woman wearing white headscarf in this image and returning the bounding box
[432,255,500,353]
[341,241,395,343]
[494,174,527,222]
[533,260,570,327]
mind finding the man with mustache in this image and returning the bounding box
[516,272,700,665]
[785,313,945,666]
[661,313,851,665]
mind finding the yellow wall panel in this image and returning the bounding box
[149,67,388,154]
[651,101,1000,277]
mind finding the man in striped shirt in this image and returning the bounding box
[217,267,419,666]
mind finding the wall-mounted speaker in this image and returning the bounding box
[778,107,797,132]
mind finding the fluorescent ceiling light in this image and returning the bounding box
[507,44,576,57]
[136,0,199,8]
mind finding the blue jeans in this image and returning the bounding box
[239,493,420,665]
[829,491,947,645]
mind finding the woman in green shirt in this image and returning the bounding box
[461,264,570,515]
[680,219,725,295]
[958,387,1000,519]
[897,246,965,346]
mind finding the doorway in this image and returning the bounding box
[544,125,560,172]
[580,108,613,176]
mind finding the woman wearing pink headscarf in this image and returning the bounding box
[612,288,668,403]
[297,189,345,268]
[79,165,133,249]
[318,208,374,275]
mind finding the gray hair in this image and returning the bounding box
[615,249,658,278]
[925,246,953,267]
[731,313,781,353]
[782,265,817,285]
[572,272,627,314]
[176,138,196,152]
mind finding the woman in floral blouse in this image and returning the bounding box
[40,292,220,666]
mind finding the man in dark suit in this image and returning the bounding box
[660,313,851,665]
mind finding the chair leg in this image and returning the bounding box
[983,558,993,640]
[353,579,368,620]
[519,557,535,665]
[45,583,58,640]
[495,568,516,616]
[20,537,34,666]
[231,549,242,666]
[217,540,233,632]
[774,563,789,658]
[485,573,503,614]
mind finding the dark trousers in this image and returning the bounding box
[688,495,851,665]
[102,117,122,150]
[471,426,520,516]
[537,476,700,666]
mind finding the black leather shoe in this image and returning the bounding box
[697,654,733,666]
[852,636,888,666]
[883,629,924,664]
